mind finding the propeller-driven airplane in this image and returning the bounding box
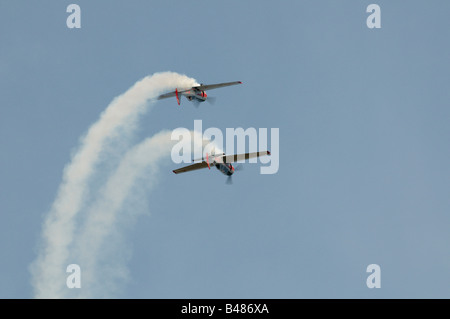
[157,81,242,106]
[173,150,270,184]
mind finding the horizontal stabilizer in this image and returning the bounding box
[192,152,225,163]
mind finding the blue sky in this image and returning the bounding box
[1,1,449,298]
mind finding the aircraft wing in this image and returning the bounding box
[157,88,190,100]
[220,151,270,164]
[157,81,241,100]
[157,91,177,100]
[193,81,242,92]
[173,161,209,174]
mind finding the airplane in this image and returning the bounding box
[173,150,270,184]
[157,81,242,106]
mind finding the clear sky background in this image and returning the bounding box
[1,1,449,298]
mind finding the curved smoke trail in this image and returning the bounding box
[31,72,199,298]
[74,130,176,298]
[72,130,210,298]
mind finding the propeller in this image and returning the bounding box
[225,164,243,185]
[207,96,216,105]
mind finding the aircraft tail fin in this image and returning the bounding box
[175,88,181,106]
[192,151,225,163]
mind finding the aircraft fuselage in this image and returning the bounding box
[183,88,207,103]
[215,163,234,176]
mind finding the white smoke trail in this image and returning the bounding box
[74,130,174,297]
[31,72,199,298]
[72,130,212,298]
